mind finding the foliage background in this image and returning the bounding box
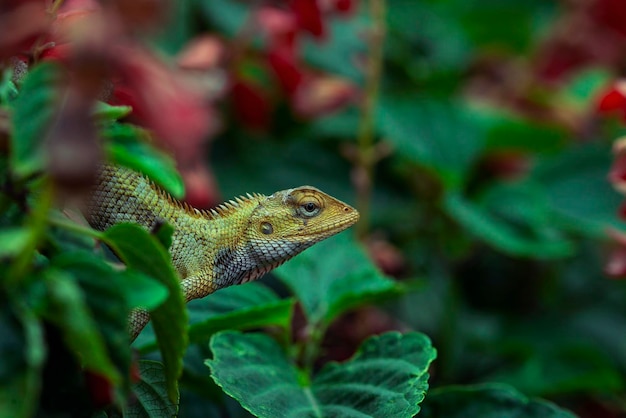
[2,0,626,417]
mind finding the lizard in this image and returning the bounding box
[87,165,360,341]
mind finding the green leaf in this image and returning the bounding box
[274,232,400,325]
[51,250,168,392]
[443,191,574,258]
[10,61,62,179]
[93,101,133,122]
[41,268,121,385]
[0,227,32,258]
[447,0,555,52]
[532,143,624,235]
[125,360,179,418]
[102,223,187,403]
[420,383,576,418]
[53,251,168,313]
[135,282,294,350]
[0,303,45,418]
[207,331,436,418]
[103,123,185,199]
[471,103,567,154]
[302,14,367,82]
[378,95,484,189]
[188,283,294,344]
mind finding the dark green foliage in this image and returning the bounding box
[2,0,625,417]
[207,331,435,418]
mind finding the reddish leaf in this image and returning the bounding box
[177,35,224,71]
[291,0,325,39]
[84,371,115,407]
[292,76,357,118]
[592,0,626,37]
[256,7,298,50]
[231,80,272,130]
[110,48,214,157]
[0,1,49,59]
[333,0,356,15]
[267,47,304,94]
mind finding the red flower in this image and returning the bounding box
[290,0,325,39]
[597,82,626,118]
[605,229,626,279]
[231,80,272,130]
[267,46,304,94]
[609,137,626,191]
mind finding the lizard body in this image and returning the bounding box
[88,165,359,340]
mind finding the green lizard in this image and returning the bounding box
[87,165,359,340]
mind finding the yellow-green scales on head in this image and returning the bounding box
[88,165,359,340]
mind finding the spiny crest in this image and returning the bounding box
[200,193,266,219]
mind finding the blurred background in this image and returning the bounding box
[4,0,626,416]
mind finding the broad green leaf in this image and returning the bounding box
[10,61,62,179]
[103,223,187,403]
[486,321,624,396]
[470,103,567,154]
[103,123,185,199]
[188,282,294,344]
[125,360,178,418]
[207,331,436,418]
[195,0,250,37]
[41,268,121,385]
[0,303,45,418]
[532,143,624,235]
[53,251,169,312]
[443,191,574,258]
[378,95,484,189]
[274,232,400,325]
[93,101,133,122]
[386,0,470,85]
[135,282,294,350]
[445,0,555,52]
[0,227,31,257]
[52,251,169,393]
[302,14,367,82]
[0,66,18,103]
[555,68,611,114]
[420,383,576,418]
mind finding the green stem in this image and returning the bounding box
[47,214,103,240]
[355,0,387,239]
[301,321,329,377]
[6,182,54,286]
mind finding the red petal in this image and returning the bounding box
[292,76,357,118]
[609,153,626,189]
[291,0,325,39]
[111,48,214,155]
[605,246,626,278]
[267,47,304,94]
[231,80,272,130]
[0,2,49,59]
[333,0,355,14]
[597,87,626,113]
[84,371,115,407]
[256,7,298,49]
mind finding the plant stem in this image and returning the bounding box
[47,214,103,240]
[355,0,387,239]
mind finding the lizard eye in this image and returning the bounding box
[299,201,320,217]
[261,222,273,235]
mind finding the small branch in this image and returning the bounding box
[354,0,387,239]
[47,214,104,240]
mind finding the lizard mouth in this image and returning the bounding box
[303,204,360,238]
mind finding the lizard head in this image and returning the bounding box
[236,186,359,282]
